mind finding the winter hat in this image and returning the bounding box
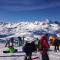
[24,36,34,43]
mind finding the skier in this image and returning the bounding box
[5,40,10,47]
[38,33,50,60]
[50,35,59,52]
[23,37,36,60]
[10,37,14,46]
[54,37,59,52]
[4,37,17,53]
[18,36,22,46]
[5,37,14,47]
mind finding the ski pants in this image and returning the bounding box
[24,53,32,60]
[54,44,59,51]
[42,54,49,60]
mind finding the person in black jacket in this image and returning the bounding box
[23,41,36,60]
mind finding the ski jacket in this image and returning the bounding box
[23,41,36,54]
[40,36,50,55]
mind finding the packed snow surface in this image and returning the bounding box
[0,45,60,60]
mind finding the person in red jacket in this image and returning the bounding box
[39,33,50,60]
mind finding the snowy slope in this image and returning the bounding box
[0,46,60,60]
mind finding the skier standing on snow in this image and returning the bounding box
[5,39,10,47]
[23,37,36,60]
[38,33,50,60]
[54,37,59,52]
[5,37,14,47]
[10,37,14,46]
[18,36,22,46]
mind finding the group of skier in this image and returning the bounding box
[5,33,60,60]
[23,33,60,60]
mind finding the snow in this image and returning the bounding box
[0,20,60,37]
[0,45,60,60]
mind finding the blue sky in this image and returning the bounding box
[0,0,60,22]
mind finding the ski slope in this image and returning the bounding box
[0,45,60,60]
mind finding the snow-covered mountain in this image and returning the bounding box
[0,19,60,39]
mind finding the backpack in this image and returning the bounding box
[31,42,37,52]
[23,42,37,53]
